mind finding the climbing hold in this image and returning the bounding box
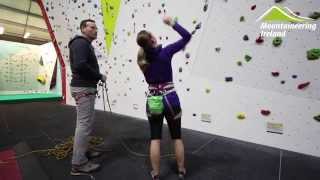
[161,3,165,8]
[205,89,211,94]
[281,80,286,84]
[215,47,221,53]
[251,5,256,11]
[271,71,280,77]
[243,35,249,41]
[203,4,208,12]
[256,35,264,44]
[37,75,46,85]
[186,88,190,92]
[225,77,233,82]
[294,12,301,16]
[314,114,320,122]
[185,53,190,59]
[195,22,202,30]
[143,24,146,28]
[309,12,320,20]
[245,54,252,62]
[273,37,283,47]
[192,20,197,24]
[193,113,197,117]
[179,67,183,73]
[275,0,285,3]
[237,61,243,66]
[292,75,298,79]
[307,48,320,60]
[240,16,245,22]
[39,57,44,66]
[237,112,246,120]
[261,109,271,116]
[297,82,310,90]
[133,104,139,110]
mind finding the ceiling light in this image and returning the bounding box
[23,32,31,39]
[0,27,4,35]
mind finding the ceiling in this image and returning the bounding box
[0,0,51,45]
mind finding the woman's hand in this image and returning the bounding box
[163,16,175,26]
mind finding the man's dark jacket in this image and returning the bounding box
[69,35,102,88]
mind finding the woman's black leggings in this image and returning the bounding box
[147,91,182,140]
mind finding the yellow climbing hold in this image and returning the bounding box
[37,75,46,85]
[237,112,246,120]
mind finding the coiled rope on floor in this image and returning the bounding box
[0,136,104,165]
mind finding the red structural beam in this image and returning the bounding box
[36,0,67,104]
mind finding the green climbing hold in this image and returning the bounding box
[307,48,320,60]
[245,54,252,62]
[240,16,245,22]
[273,37,282,47]
[314,114,320,122]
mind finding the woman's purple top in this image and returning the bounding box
[143,23,191,84]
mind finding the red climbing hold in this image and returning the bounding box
[271,71,280,77]
[251,5,257,10]
[256,35,264,44]
[261,110,271,116]
[297,82,310,90]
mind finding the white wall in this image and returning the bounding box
[41,0,320,157]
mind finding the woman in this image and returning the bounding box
[136,16,191,180]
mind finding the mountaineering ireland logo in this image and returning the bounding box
[256,6,318,37]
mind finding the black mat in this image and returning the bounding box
[13,142,49,180]
[1,102,320,180]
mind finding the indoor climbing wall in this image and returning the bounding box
[187,0,320,157]
[40,0,108,105]
[104,0,211,119]
[41,0,320,157]
[0,40,57,94]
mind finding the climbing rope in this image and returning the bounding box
[0,136,104,165]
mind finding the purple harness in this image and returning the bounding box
[148,82,182,119]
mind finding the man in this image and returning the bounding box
[68,19,106,175]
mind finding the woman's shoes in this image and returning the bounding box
[150,169,186,179]
[150,171,160,180]
[178,170,186,180]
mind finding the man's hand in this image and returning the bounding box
[163,16,175,27]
